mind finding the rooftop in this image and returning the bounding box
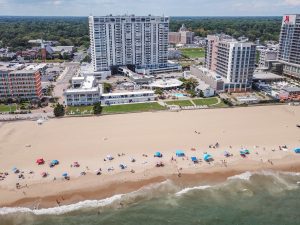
[148,78,183,88]
[253,72,285,80]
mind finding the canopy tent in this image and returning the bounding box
[203,153,212,162]
[191,156,198,162]
[294,148,300,153]
[154,152,162,157]
[119,164,127,169]
[224,151,231,157]
[73,162,80,167]
[36,158,45,165]
[51,160,59,165]
[176,150,185,157]
[12,167,19,173]
[106,155,114,160]
[62,173,68,177]
[37,119,44,125]
[240,149,250,155]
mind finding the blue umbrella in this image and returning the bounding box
[155,152,162,157]
[294,148,300,153]
[191,156,198,162]
[176,150,185,157]
[51,160,59,165]
[203,154,212,161]
[62,173,68,177]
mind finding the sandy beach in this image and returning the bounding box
[0,105,300,209]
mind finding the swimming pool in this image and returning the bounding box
[172,93,185,97]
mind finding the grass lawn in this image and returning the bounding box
[211,100,229,108]
[192,97,219,106]
[165,100,194,107]
[34,59,65,63]
[66,106,93,114]
[180,48,205,58]
[0,104,17,112]
[102,102,166,114]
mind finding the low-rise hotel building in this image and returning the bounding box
[0,64,42,100]
[64,75,155,106]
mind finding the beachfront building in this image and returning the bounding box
[0,64,42,100]
[64,75,155,106]
[278,14,300,80]
[89,15,179,75]
[203,35,256,92]
[100,91,155,105]
[64,76,101,106]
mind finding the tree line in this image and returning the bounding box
[170,16,282,42]
[0,16,282,51]
[0,16,90,51]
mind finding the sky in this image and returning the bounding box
[0,0,300,16]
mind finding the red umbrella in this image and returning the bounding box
[36,158,45,165]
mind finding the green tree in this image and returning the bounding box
[103,82,112,93]
[182,78,199,91]
[93,102,102,115]
[188,89,197,98]
[53,103,65,117]
[154,88,163,96]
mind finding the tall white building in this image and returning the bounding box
[89,15,169,73]
[278,14,300,80]
[205,35,256,92]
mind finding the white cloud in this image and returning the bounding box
[52,0,62,5]
[284,0,300,6]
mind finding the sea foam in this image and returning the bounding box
[0,194,124,216]
[175,185,211,196]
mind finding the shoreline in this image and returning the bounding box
[1,158,300,209]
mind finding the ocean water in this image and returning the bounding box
[1,171,300,225]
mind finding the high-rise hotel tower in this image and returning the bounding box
[89,15,169,72]
[278,14,300,80]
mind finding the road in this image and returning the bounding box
[53,62,80,104]
[73,50,87,63]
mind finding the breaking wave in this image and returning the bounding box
[1,171,299,216]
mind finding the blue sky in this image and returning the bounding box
[0,0,300,16]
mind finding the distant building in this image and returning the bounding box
[258,49,278,68]
[278,14,300,80]
[169,32,181,44]
[168,24,194,45]
[205,35,256,92]
[0,64,42,99]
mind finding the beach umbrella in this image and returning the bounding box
[294,148,300,153]
[62,172,68,177]
[41,172,47,177]
[243,149,250,154]
[176,150,185,157]
[154,152,162,157]
[191,156,198,162]
[203,153,212,162]
[51,160,59,165]
[36,158,45,165]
